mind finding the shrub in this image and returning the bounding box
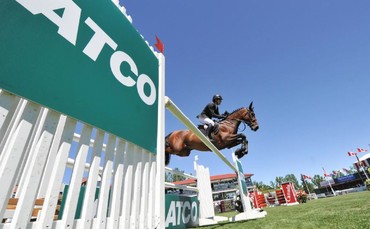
[365,179,370,191]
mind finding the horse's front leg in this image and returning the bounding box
[235,134,248,159]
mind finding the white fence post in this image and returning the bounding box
[0,101,40,220]
[229,153,267,222]
[194,157,228,226]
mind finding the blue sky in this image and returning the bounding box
[120,0,370,184]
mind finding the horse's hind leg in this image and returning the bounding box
[164,143,191,165]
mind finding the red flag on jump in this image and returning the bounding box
[155,36,164,53]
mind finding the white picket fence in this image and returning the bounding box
[0,90,165,229]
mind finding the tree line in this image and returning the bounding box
[165,166,359,194]
[253,166,358,193]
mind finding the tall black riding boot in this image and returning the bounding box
[206,124,214,139]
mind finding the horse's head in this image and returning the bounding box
[243,102,259,131]
[224,102,259,132]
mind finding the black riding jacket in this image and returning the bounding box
[201,102,224,119]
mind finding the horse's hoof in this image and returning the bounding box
[235,149,243,159]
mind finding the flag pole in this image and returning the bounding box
[355,154,369,180]
[322,167,336,196]
[301,174,311,195]
[327,177,336,196]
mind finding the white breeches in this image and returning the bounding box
[198,114,215,126]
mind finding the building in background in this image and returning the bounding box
[314,153,370,196]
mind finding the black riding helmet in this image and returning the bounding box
[212,94,223,102]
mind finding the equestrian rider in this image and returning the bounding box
[197,94,227,139]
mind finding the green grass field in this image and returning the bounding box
[199,191,370,229]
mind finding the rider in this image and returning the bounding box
[197,94,227,139]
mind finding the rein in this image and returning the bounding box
[220,118,247,132]
[218,107,254,132]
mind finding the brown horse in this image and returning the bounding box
[165,102,258,165]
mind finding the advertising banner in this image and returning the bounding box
[249,190,259,208]
[235,157,248,195]
[165,194,199,228]
[335,174,356,184]
[281,182,299,205]
[0,0,159,153]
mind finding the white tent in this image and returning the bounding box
[353,153,370,169]
[358,153,370,161]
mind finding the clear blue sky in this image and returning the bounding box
[120,0,370,184]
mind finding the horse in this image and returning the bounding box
[165,102,258,165]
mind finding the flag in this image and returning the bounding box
[357,148,368,153]
[343,168,350,174]
[348,151,357,156]
[302,174,311,179]
[155,36,164,53]
[322,167,332,177]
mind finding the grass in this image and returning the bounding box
[198,191,370,229]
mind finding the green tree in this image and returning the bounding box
[300,175,315,193]
[332,170,344,179]
[165,168,187,182]
[284,174,300,189]
[311,174,324,188]
[275,176,284,188]
[349,165,358,174]
[165,171,172,182]
[269,181,277,189]
[253,181,273,192]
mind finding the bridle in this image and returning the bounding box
[220,108,255,132]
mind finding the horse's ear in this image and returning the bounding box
[249,102,254,110]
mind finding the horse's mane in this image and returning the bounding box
[218,107,246,122]
[228,107,245,116]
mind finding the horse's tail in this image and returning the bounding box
[165,153,171,166]
[165,133,172,148]
[165,133,172,166]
